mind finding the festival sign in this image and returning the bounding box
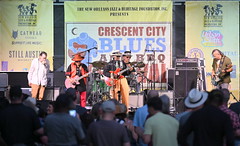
[65,1,172,87]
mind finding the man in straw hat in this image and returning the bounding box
[65,53,89,107]
[179,89,234,146]
[103,51,135,109]
[177,88,208,146]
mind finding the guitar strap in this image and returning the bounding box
[79,65,82,74]
[217,56,225,74]
[217,56,226,77]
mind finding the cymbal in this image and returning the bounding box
[89,61,107,68]
[130,61,145,68]
[130,62,138,66]
[136,62,145,68]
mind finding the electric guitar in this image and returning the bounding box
[105,66,134,86]
[211,70,221,86]
[211,64,232,86]
[65,72,92,89]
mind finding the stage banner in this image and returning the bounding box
[186,2,239,100]
[65,1,172,86]
[0,0,53,72]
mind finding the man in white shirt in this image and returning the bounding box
[28,51,50,100]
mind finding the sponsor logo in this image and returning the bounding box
[12,30,18,39]
[203,4,223,27]
[17,3,38,26]
[201,30,223,47]
[187,48,204,58]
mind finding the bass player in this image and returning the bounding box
[103,51,135,108]
[211,49,233,89]
[65,53,89,107]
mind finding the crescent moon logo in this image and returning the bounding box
[72,27,77,35]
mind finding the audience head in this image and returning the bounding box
[159,94,170,114]
[91,102,102,120]
[65,88,77,101]
[54,93,75,113]
[47,101,55,115]
[115,103,128,119]
[9,85,23,102]
[144,90,159,104]
[220,89,230,104]
[207,89,224,107]
[147,97,162,115]
[184,88,208,109]
[101,100,116,113]
[23,97,39,113]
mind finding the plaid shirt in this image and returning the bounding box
[219,105,240,130]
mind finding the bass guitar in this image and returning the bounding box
[211,71,221,86]
[211,64,232,86]
[65,72,92,89]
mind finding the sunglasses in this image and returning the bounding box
[116,56,121,57]
[126,57,131,58]
[75,61,81,63]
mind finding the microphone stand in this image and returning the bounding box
[145,49,157,90]
[81,47,97,68]
[230,92,239,102]
[81,47,97,105]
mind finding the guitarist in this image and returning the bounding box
[211,49,233,89]
[65,53,88,107]
[103,51,135,108]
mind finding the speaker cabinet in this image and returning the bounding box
[167,69,175,90]
[0,73,8,87]
[174,69,198,99]
[53,72,66,87]
[129,93,144,108]
[43,87,62,101]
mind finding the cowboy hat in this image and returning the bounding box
[111,51,122,56]
[184,88,208,108]
[72,53,84,61]
[122,51,132,57]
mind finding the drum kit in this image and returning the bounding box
[87,60,146,105]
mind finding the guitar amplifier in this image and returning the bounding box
[0,73,8,87]
[175,58,199,69]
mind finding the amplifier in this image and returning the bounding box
[0,73,8,87]
[175,58,199,68]
[129,93,144,108]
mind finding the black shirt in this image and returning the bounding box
[0,104,41,146]
[178,105,234,146]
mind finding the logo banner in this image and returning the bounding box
[0,0,53,71]
[65,1,172,85]
[186,2,239,99]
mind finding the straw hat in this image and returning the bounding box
[123,51,132,57]
[184,88,208,108]
[111,51,122,56]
